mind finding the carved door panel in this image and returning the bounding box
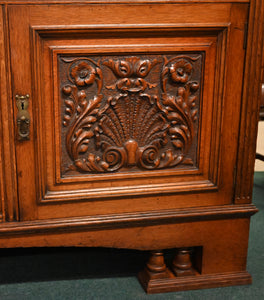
[8,3,248,221]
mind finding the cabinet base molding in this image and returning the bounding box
[138,271,252,294]
[0,204,258,236]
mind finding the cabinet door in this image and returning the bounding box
[8,3,248,221]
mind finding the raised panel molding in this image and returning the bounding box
[29,25,226,204]
[28,25,228,203]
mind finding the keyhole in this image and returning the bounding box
[21,101,24,110]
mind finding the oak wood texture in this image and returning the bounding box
[7,2,248,221]
[235,0,264,203]
[0,0,252,4]
[0,5,18,222]
[0,216,253,294]
[138,246,251,294]
[59,54,201,173]
[0,0,262,294]
[138,271,252,294]
[0,203,257,235]
[171,248,196,276]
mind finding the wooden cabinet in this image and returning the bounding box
[0,0,263,294]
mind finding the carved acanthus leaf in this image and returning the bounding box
[60,54,201,173]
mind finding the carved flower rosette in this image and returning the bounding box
[60,54,202,174]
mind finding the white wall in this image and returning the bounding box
[255,122,264,171]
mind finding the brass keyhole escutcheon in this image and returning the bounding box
[15,94,30,141]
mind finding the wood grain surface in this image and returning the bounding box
[0,0,262,294]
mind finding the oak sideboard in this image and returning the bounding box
[0,0,263,294]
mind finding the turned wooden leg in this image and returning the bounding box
[145,250,169,279]
[172,248,196,277]
[138,246,251,294]
[138,250,172,293]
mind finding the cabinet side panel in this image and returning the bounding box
[0,5,19,221]
[235,0,264,203]
[0,5,6,221]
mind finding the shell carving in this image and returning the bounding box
[60,55,201,173]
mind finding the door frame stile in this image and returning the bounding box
[0,4,19,222]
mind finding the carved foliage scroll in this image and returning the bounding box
[60,54,202,174]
